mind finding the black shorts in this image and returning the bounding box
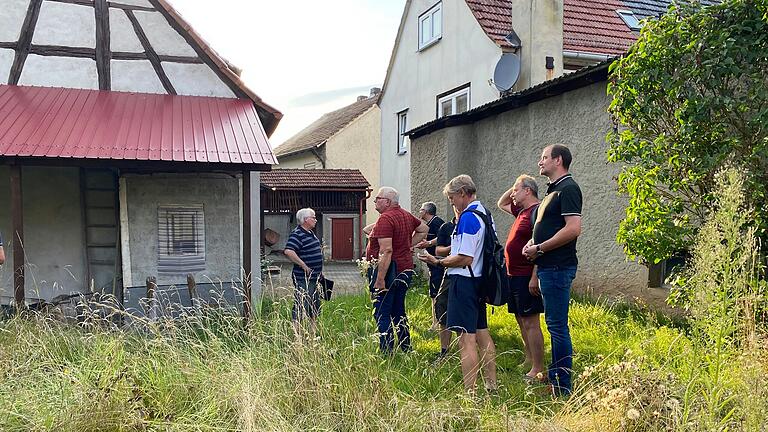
[428,266,445,298]
[434,275,451,326]
[446,275,488,334]
[507,275,544,316]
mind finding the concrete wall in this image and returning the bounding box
[123,173,242,288]
[411,82,663,304]
[379,0,503,211]
[325,106,381,227]
[275,152,322,170]
[0,166,87,302]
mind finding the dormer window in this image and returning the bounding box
[617,9,641,31]
[418,2,442,50]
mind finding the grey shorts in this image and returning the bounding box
[292,275,321,321]
[434,275,451,327]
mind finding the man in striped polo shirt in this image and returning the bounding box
[284,208,324,332]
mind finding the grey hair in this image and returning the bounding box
[421,202,437,215]
[296,208,316,224]
[442,174,477,197]
[515,174,539,199]
[378,186,400,203]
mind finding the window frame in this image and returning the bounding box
[157,204,206,275]
[418,2,442,50]
[396,109,408,155]
[436,85,470,118]
[616,9,641,31]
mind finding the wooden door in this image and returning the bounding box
[331,218,354,260]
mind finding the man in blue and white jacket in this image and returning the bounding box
[418,174,497,394]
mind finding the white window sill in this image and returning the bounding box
[418,37,441,52]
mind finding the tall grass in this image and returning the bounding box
[2,176,768,432]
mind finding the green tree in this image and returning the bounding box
[606,0,768,264]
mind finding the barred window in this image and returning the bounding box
[158,205,205,275]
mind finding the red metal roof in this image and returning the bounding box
[564,0,638,55]
[261,169,370,190]
[0,84,277,166]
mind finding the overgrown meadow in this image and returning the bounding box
[2,169,767,431]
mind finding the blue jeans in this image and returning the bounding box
[371,269,413,353]
[537,265,577,396]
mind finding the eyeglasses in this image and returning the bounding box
[374,196,390,202]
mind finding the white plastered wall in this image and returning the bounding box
[33,2,96,48]
[379,0,502,211]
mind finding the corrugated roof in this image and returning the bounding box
[564,0,638,55]
[261,169,370,190]
[0,84,276,165]
[274,95,377,158]
[465,0,515,49]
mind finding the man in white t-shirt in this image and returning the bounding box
[418,174,497,394]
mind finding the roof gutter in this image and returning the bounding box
[563,50,612,62]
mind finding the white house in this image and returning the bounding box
[378,0,642,210]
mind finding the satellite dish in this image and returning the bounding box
[492,53,521,92]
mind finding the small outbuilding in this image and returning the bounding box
[260,169,371,262]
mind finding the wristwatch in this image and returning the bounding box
[536,244,545,257]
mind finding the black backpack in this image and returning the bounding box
[464,208,510,306]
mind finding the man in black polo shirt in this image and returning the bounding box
[415,201,444,330]
[523,144,582,397]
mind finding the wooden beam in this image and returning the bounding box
[158,55,204,64]
[94,0,111,90]
[242,171,252,319]
[123,9,176,94]
[47,0,97,6]
[29,45,96,59]
[108,1,155,12]
[0,42,16,50]
[10,165,24,309]
[111,52,203,64]
[9,0,43,85]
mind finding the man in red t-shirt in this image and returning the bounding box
[497,174,545,381]
[367,186,428,353]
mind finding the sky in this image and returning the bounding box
[170,0,406,147]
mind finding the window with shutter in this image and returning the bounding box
[157,205,205,275]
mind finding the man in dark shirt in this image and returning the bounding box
[523,144,583,396]
[284,208,324,332]
[498,174,545,382]
[415,201,445,330]
[432,208,456,360]
[367,187,429,353]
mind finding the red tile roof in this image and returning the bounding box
[274,95,377,158]
[563,0,638,55]
[0,84,276,166]
[466,0,638,56]
[465,0,515,49]
[261,169,370,190]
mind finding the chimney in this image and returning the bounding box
[369,87,381,97]
[510,0,563,89]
